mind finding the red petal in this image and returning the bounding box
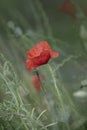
[51,52,59,58]
[26,40,59,71]
[26,59,34,71]
[38,41,52,50]
[32,50,51,66]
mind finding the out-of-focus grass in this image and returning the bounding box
[0,52,86,130]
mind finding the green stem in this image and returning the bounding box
[48,64,71,130]
[48,64,64,108]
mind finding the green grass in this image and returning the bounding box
[0,52,86,130]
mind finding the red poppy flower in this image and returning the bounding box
[59,0,77,18]
[26,41,59,71]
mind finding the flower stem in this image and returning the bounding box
[48,64,72,130]
[48,64,79,118]
[34,69,47,94]
[48,64,64,109]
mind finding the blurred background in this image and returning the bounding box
[0,0,87,129]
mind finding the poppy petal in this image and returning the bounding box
[26,41,59,71]
[51,52,59,58]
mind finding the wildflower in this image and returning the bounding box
[26,41,59,71]
[59,0,77,18]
